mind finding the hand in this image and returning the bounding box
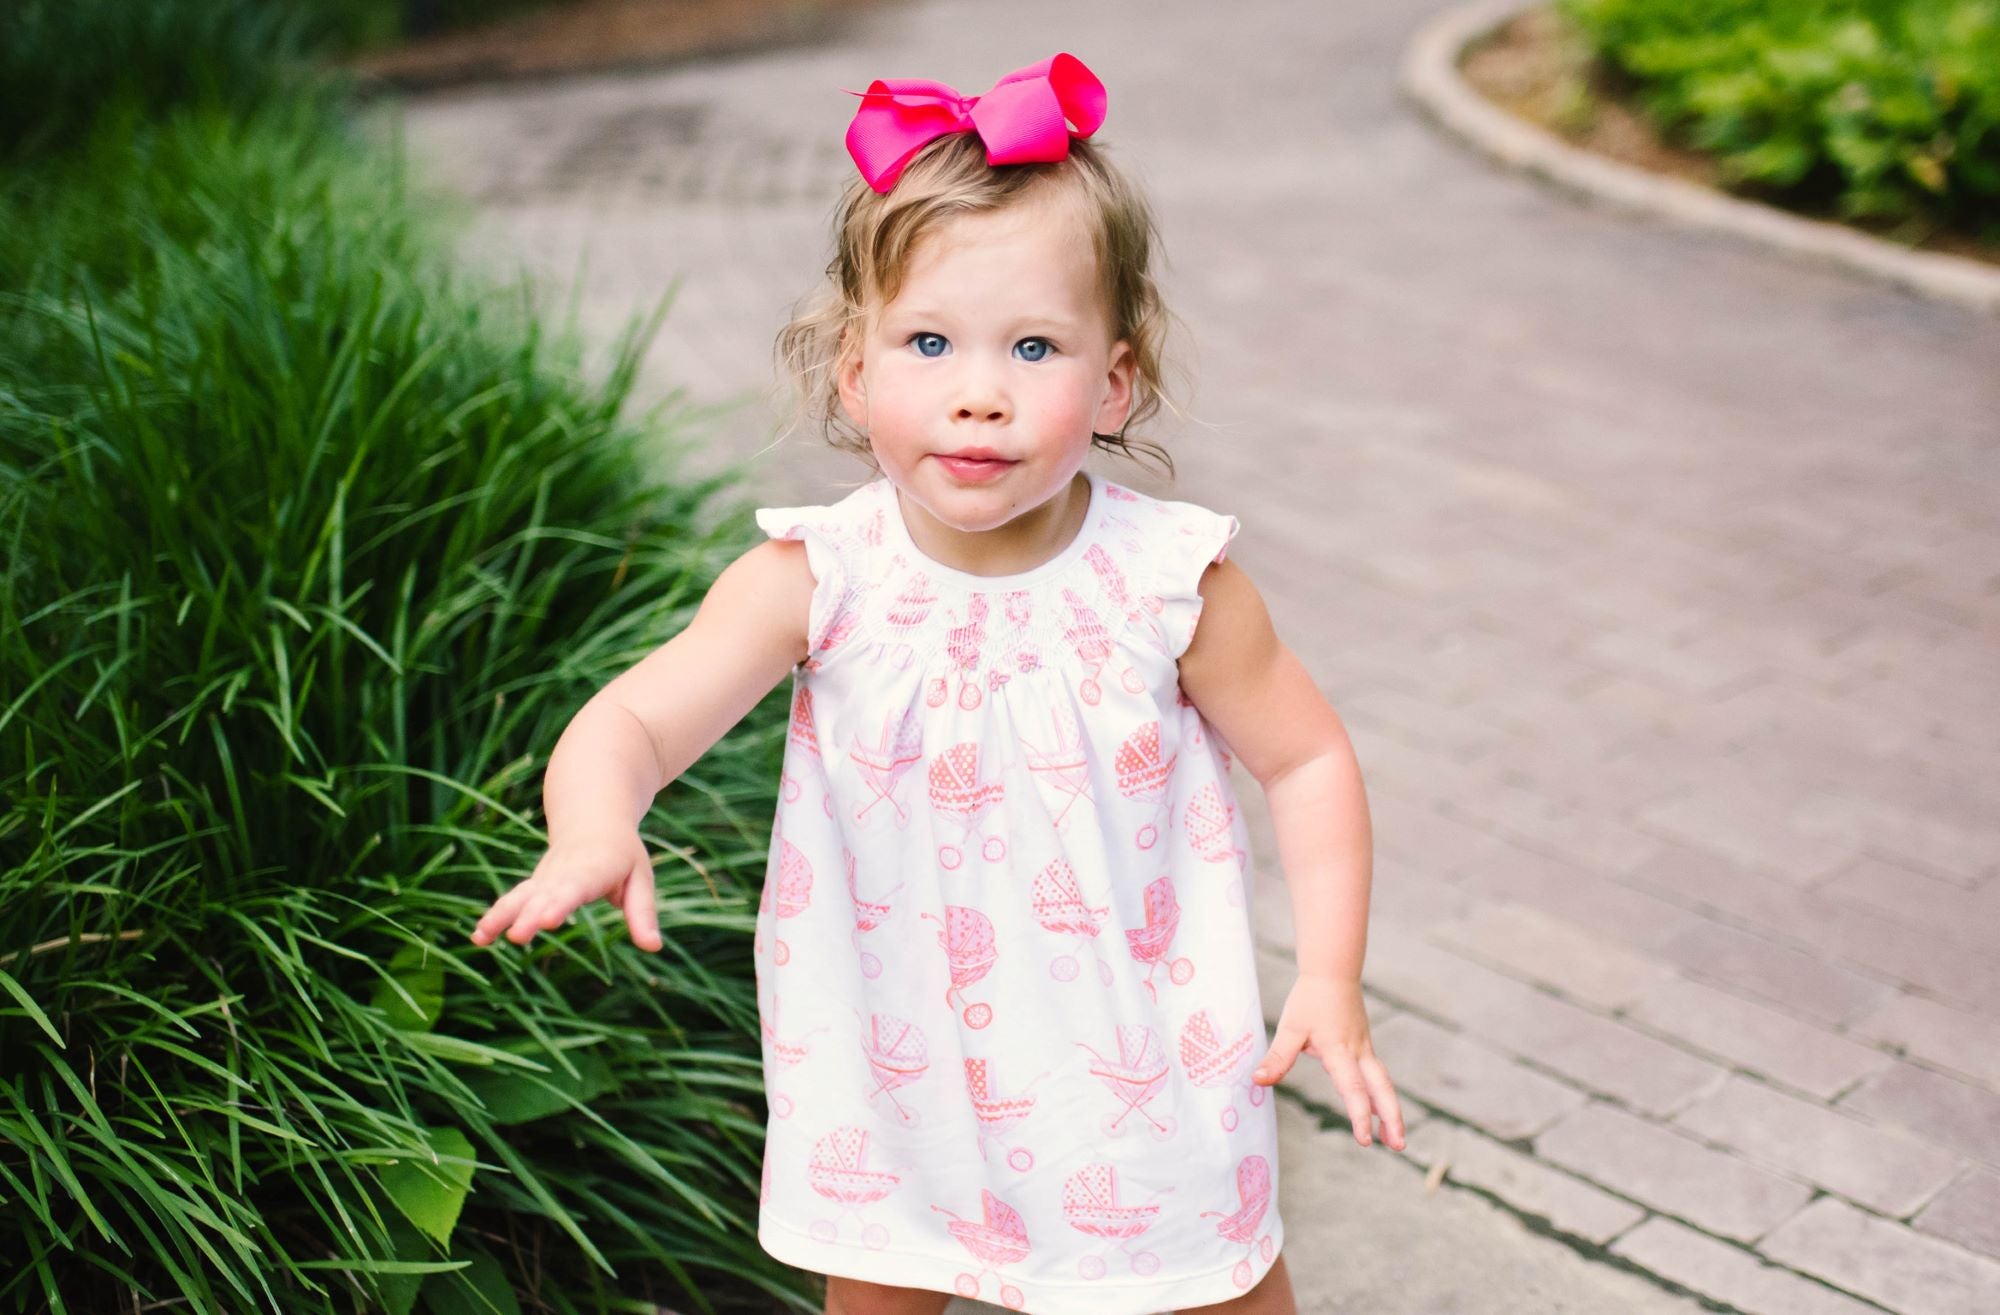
[469,830,663,952]
[1252,971,1406,1150]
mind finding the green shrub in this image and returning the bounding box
[1,0,327,164]
[0,0,555,166]
[1556,0,2000,237]
[0,97,805,1315]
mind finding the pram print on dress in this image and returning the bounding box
[750,470,1283,1313]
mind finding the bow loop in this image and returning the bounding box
[844,53,1107,193]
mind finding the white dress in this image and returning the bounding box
[750,468,1283,1314]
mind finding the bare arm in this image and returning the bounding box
[471,536,814,950]
[1177,555,1405,1150]
[1177,556,1372,982]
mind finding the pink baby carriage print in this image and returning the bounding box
[1059,586,1115,705]
[884,570,938,631]
[788,683,818,757]
[759,988,828,1120]
[1113,719,1176,849]
[1185,780,1246,868]
[850,706,923,828]
[855,1010,928,1126]
[999,589,1039,680]
[1200,1153,1277,1289]
[781,687,818,805]
[1084,542,1133,617]
[1030,857,1113,986]
[928,742,1007,867]
[932,1188,1031,1308]
[921,904,997,1028]
[965,1057,1047,1173]
[860,502,887,546]
[1125,874,1195,1000]
[755,835,813,966]
[1075,1023,1176,1141]
[804,598,864,675]
[1179,1008,1266,1131]
[844,849,902,980]
[1107,512,1149,567]
[1061,1162,1175,1280]
[930,593,990,711]
[1019,705,1095,830]
[806,1124,901,1250]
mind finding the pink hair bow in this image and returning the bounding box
[844,52,1108,193]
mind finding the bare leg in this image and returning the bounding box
[1173,1253,1298,1315]
[821,1274,952,1315]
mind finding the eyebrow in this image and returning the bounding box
[883,307,1086,332]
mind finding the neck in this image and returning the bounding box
[898,469,1090,577]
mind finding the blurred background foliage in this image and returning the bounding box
[0,1,803,1313]
[1558,0,2000,236]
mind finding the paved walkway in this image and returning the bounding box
[384,2,2000,1311]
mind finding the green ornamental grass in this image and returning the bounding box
[0,93,807,1315]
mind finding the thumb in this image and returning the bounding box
[622,853,662,952]
[1253,1023,1306,1086]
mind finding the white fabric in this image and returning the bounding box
[749,469,1282,1313]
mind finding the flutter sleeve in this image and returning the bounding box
[1145,497,1242,662]
[753,506,853,667]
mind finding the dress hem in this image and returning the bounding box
[758,1211,1285,1315]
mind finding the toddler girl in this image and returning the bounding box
[472,52,1403,1315]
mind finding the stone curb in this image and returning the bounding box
[1399,0,2000,318]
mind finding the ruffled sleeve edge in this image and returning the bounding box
[753,507,848,666]
[1151,502,1241,662]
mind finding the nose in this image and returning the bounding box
[951,357,1011,424]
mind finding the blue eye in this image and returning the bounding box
[1014,338,1053,362]
[911,332,949,358]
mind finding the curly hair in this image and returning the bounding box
[775,131,1180,478]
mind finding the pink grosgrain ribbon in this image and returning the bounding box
[843,52,1108,193]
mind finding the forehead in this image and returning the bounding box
[891,193,1104,312]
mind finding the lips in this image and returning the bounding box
[935,453,1016,483]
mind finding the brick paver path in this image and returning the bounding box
[389,1,2000,1310]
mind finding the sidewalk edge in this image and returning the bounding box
[1399,0,2000,318]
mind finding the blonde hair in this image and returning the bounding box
[775,131,1178,478]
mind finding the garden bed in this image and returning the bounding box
[1460,3,2000,269]
[348,0,898,91]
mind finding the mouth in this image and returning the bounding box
[935,453,1017,482]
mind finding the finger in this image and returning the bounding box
[472,884,534,944]
[1360,1053,1407,1149]
[507,891,568,944]
[1322,1051,1378,1146]
[623,855,662,952]
[1252,1024,1306,1085]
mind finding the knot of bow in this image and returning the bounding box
[843,52,1108,193]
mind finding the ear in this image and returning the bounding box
[834,330,868,431]
[1094,339,1137,436]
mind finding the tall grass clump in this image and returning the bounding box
[0,93,807,1315]
[1557,0,2000,239]
[0,0,338,164]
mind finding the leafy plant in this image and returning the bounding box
[0,96,807,1315]
[1557,0,2000,238]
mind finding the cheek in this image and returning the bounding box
[865,361,930,429]
[1034,372,1100,432]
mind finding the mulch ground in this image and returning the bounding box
[345,0,900,92]
[1459,4,2000,270]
